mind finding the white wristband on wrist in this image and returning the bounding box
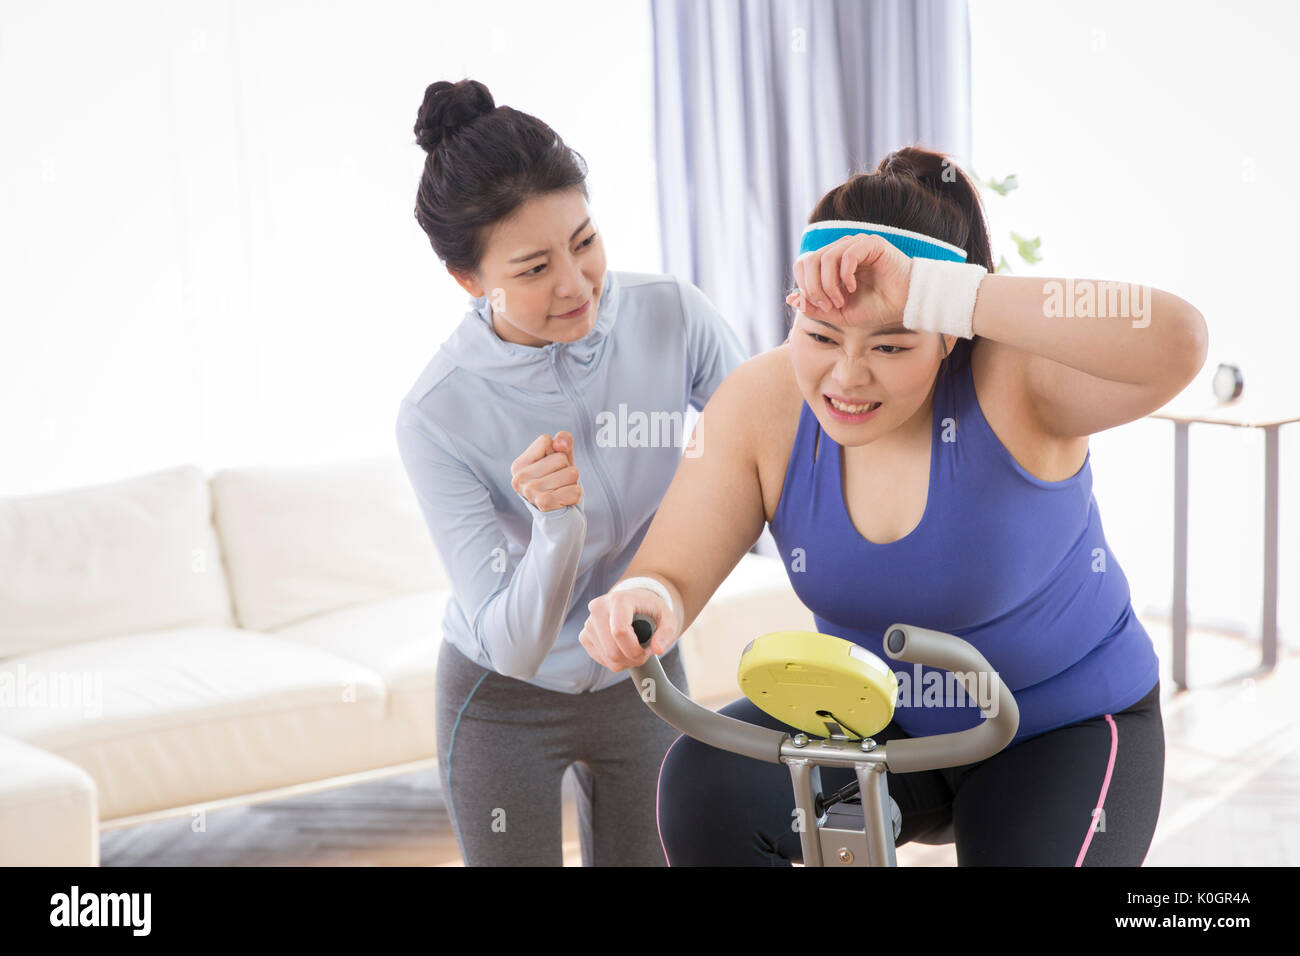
[901,258,989,340]
[609,576,679,628]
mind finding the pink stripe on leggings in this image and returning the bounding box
[656,734,685,866]
[1075,713,1118,866]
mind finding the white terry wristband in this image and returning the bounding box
[610,576,679,628]
[901,258,988,339]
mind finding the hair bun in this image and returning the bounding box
[414,79,496,153]
[877,146,973,195]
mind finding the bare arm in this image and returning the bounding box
[972,275,1209,438]
[579,357,771,670]
[790,235,1208,441]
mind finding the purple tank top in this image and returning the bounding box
[768,338,1159,745]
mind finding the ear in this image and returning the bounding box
[447,265,485,299]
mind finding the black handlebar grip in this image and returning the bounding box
[632,614,656,647]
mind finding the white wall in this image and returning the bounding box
[969,0,1298,645]
[0,0,659,493]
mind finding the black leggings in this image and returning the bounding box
[657,680,1164,866]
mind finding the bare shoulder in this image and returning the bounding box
[969,337,1091,482]
[701,344,803,522]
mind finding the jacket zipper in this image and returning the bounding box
[548,347,625,549]
[550,347,626,690]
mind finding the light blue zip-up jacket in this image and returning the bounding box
[395,270,747,693]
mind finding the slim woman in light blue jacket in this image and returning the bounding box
[395,79,747,866]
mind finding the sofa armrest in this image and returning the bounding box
[0,734,99,866]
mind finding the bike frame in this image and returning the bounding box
[629,622,1020,867]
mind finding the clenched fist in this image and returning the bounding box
[510,430,582,512]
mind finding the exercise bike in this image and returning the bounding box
[629,618,1019,866]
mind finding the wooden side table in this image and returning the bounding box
[1147,395,1298,689]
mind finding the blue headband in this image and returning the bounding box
[798,220,968,262]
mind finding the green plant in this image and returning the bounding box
[969,170,1042,273]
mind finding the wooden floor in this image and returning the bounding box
[98,617,1299,867]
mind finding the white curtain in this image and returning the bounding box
[651,0,973,354]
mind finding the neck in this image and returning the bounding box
[491,311,550,348]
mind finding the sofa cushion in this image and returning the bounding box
[270,589,448,694]
[270,589,449,763]
[0,465,235,659]
[0,626,398,821]
[211,456,449,632]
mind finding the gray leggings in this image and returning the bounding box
[435,638,688,866]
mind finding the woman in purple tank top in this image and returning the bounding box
[578,147,1207,865]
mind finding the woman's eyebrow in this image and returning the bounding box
[507,218,593,263]
[804,315,917,336]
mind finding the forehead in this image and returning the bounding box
[486,191,590,255]
[799,313,915,337]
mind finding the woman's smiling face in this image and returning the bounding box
[787,309,954,447]
[449,189,606,347]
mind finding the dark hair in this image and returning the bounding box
[412,79,590,276]
[803,145,994,366]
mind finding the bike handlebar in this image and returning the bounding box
[875,624,1020,772]
[629,617,1019,773]
[630,616,787,763]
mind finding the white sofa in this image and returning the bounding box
[0,457,814,866]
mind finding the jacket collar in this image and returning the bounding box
[445,270,620,393]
